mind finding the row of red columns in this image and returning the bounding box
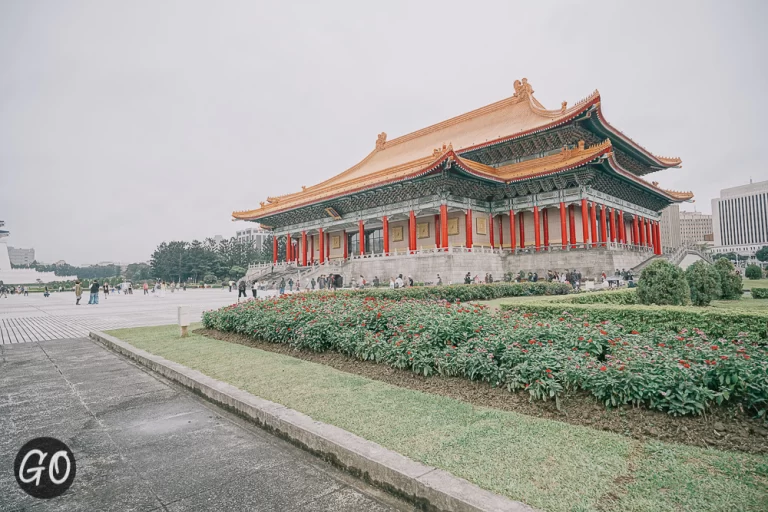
[271,203,662,264]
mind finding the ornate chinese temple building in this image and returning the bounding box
[235,79,692,283]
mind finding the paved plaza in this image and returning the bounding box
[0,338,405,511]
[0,289,240,343]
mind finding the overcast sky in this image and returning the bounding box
[1,1,766,265]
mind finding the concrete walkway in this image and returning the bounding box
[0,289,239,343]
[0,338,407,511]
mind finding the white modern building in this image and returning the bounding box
[711,179,768,257]
[0,221,77,284]
[660,205,712,250]
[7,246,35,266]
[236,224,268,251]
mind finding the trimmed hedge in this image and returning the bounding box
[753,288,768,299]
[499,302,768,340]
[561,289,639,305]
[339,282,572,302]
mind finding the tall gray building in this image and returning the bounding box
[236,224,269,251]
[7,246,35,266]
[660,206,713,251]
[711,179,768,257]
[660,204,681,251]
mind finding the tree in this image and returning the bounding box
[685,261,719,306]
[714,258,743,300]
[637,259,690,306]
[745,264,762,280]
[756,246,768,263]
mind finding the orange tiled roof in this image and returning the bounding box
[234,80,685,220]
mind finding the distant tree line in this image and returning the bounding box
[149,236,278,283]
[12,261,122,280]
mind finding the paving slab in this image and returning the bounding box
[0,338,407,511]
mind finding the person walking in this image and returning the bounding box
[436,274,442,286]
[142,282,148,295]
[252,280,258,298]
[103,281,109,299]
[395,275,403,288]
[389,277,395,289]
[0,281,7,299]
[464,272,471,284]
[288,278,294,291]
[311,277,316,290]
[279,278,286,295]
[238,280,247,301]
[74,280,82,305]
[89,280,100,304]
[160,280,167,297]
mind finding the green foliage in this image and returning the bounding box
[340,282,572,302]
[15,261,123,280]
[752,288,768,299]
[714,258,744,300]
[745,264,763,280]
[203,273,217,284]
[685,261,720,306]
[499,302,768,340]
[755,246,768,263]
[637,259,690,306]
[229,266,246,280]
[150,236,268,283]
[564,289,638,305]
[203,294,768,418]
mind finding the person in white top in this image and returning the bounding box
[389,277,395,289]
[395,276,403,288]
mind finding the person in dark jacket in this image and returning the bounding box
[238,280,247,300]
[89,280,100,305]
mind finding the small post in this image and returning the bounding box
[178,305,190,338]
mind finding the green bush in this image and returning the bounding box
[753,288,768,299]
[563,289,638,305]
[498,302,768,340]
[637,259,690,306]
[203,273,217,284]
[714,259,744,300]
[685,260,720,306]
[339,282,571,302]
[203,294,768,417]
[745,264,763,280]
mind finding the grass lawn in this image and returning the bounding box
[107,324,768,512]
[744,278,768,290]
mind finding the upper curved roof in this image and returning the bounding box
[235,79,685,220]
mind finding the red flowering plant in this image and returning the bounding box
[202,293,768,418]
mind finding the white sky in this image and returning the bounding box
[1,0,766,265]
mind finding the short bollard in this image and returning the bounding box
[178,306,190,338]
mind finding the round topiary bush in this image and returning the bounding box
[714,258,744,300]
[745,264,763,280]
[203,273,217,284]
[637,259,690,306]
[685,260,719,306]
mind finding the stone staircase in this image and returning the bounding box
[630,244,713,275]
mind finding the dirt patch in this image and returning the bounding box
[196,328,768,455]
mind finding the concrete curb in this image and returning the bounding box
[89,330,536,512]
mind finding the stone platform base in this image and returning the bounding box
[332,248,650,285]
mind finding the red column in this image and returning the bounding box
[638,218,645,245]
[617,211,624,244]
[581,199,589,248]
[343,230,348,259]
[489,214,495,249]
[600,205,607,247]
[569,204,577,249]
[560,202,567,249]
[465,209,473,249]
[509,209,516,251]
[646,218,652,248]
[657,222,662,255]
[310,235,314,264]
[409,210,416,253]
[301,231,307,266]
[519,211,526,249]
[286,234,292,262]
[631,216,638,246]
[498,215,504,248]
[272,235,278,264]
[542,208,550,249]
[358,220,365,256]
[318,228,324,264]
[533,207,541,251]
[440,204,448,250]
[382,216,389,255]
[609,208,616,243]
[326,232,330,259]
[590,202,598,248]
[434,214,440,248]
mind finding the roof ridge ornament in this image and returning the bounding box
[376,132,387,149]
[432,142,453,157]
[513,78,534,99]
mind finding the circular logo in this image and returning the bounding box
[14,437,76,499]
